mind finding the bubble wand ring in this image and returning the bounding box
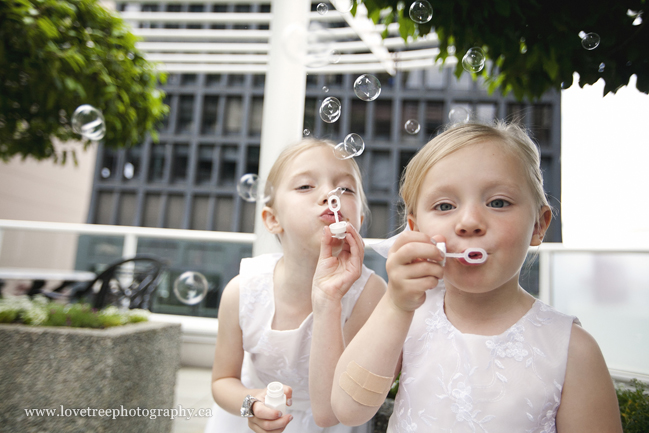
[327,189,347,239]
[437,242,487,266]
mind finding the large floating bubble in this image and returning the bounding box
[462,47,486,73]
[317,3,328,15]
[581,32,600,50]
[320,97,342,123]
[404,119,421,135]
[237,173,272,203]
[71,104,106,141]
[449,107,470,124]
[173,271,208,306]
[334,133,365,159]
[353,74,381,101]
[409,1,433,24]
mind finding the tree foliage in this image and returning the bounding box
[0,0,168,163]
[356,0,649,101]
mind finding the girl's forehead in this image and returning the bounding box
[284,146,357,178]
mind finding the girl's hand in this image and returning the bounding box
[386,232,445,313]
[312,224,364,310]
[248,385,294,433]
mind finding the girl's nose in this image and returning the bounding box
[455,205,486,236]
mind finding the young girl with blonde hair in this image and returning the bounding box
[204,139,386,433]
[332,122,622,432]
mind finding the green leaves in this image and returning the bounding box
[0,0,168,163]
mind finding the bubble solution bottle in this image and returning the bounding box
[265,382,287,414]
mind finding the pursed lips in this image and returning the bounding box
[320,208,343,224]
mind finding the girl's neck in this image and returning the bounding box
[443,281,535,336]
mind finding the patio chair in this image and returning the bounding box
[40,255,167,310]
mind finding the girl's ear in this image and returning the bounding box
[531,206,552,246]
[407,214,419,232]
[262,206,283,234]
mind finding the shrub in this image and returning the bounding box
[617,379,649,433]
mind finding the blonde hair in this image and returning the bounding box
[400,121,550,222]
[265,138,369,221]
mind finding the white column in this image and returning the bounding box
[253,0,310,256]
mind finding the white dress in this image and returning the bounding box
[205,253,373,433]
[388,285,580,433]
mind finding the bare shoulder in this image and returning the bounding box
[556,323,622,433]
[219,274,241,310]
[342,273,387,341]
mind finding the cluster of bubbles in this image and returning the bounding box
[462,47,486,73]
[334,133,365,160]
[173,271,209,306]
[580,32,600,50]
[449,107,470,124]
[409,0,433,24]
[71,104,106,141]
[237,173,272,203]
[404,119,421,135]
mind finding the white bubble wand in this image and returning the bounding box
[436,242,487,266]
[327,188,347,239]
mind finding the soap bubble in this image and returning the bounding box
[237,174,272,203]
[599,62,605,73]
[317,3,328,14]
[71,104,106,141]
[101,167,111,178]
[353,74,381,101]
[123,162,135,179]
[320,97,342,123]
[322,86,329,93]
[404,119,421,134]
[449,107,470,124]
[462,47,486,73]
[581,32,600,50]
[334,133,365,159]
[409,1,433,24]
[303,128,311,136]
[173,271,208,306]
[332,0,353,13]
[329,49,341,64]
[306,22,335,68]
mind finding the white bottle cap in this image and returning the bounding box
[329,221,347,239]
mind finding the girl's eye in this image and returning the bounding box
[487,199,510,208]
[340,186,355,194]
[296,185,313,191]
[434,203,455,211]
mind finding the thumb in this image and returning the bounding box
[431,234,446,245]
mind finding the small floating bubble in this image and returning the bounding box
[462,47,486,73]
[173,271,208,306]
[581,32,600,50]
[322,86,329,93]
[449,107,470,124]
[353,74,381,101]
[237,174,272,203]
[334,133,365,159]
[409,1,433,24]
[71,105,106,141]
[319,97,342,123]
[317,3,328,14]
[303,128,311,136]
[404,119,421,134]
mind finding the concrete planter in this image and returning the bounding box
[0,321,181,433]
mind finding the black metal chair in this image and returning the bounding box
[40,256,167,310]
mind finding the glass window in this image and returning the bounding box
[191,196,210,230]
[401,100,419,142]
[205,74,222,87]
[303,98,316,134]
[350,100,366,136]
[367,203,389,238]
[181,74,197,86]
[375,72,394,89]
[164,195,185,229]
[507,103,527,125]
[164,4,181,28]
[201,95,219,135]
[213,197,233,231]
[324,74,344,87]
[246,146,260,175]
[476,103,497,123]
[148,144,166,183]
[424,66,445,88]
[118,193,137,226]
[159,95,171,132]
[171,144,189,183]
[123,147,141,181]
[99,148,118,181]
[240,201,256,233]
[218,145,238,186]
[374,100,392,140]
[532,104,552,146]
[227,74,245,86]
[143,194,161,227]
[196,145,214,185]
[306,74,318,88]
[403,69,423,90]
[370,150,392,193]
[249,97,263,136]
[451,72,473,90]
[176,95,195,134]
[253,75,265,87]
[95,192,114,224]
[399,151,416,184]
[425,101,443,136]
[224,97,243,135]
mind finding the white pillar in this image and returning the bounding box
[253,0,310,256]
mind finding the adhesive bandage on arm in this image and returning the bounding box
[339,361,393,407]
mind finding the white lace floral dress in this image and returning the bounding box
[387,284,580,433]
[205,253,373,433]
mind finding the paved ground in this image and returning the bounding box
[172,367,214,433]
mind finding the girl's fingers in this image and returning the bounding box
[249,412,293,433]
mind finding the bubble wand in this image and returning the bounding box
[327,188,347,239]
[436,242,487,266]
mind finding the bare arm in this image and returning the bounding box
[331,232,445,426]
[211,276,293,432]
[556,324,623,433]
[309,225,386,427]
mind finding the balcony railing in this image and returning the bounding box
[0,219,646,381]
